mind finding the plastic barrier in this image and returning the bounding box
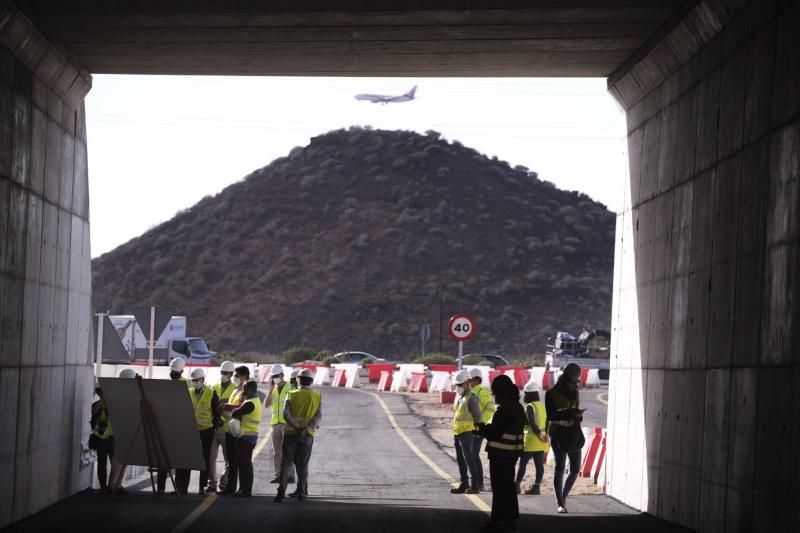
[579,428,604,477]
[579,368,589,388]
[332,369,347,387]
[390,364,424,392]
[528,367,546,388]
[488,370,503,384]
[585,369,601,389]
[592,429,607,485]
[378,371,393,391]
[429,371,452,392]
[440,390,456,404]
[408,372,429,393]
[313,367,331,386]
[429,364,458,373]
[497,367,530,388]
[541,370,555,391]
[367,363,397,383]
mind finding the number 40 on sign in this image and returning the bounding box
[448,313,476,368]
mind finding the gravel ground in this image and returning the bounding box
[392,387,604,496]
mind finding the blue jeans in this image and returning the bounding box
[551,436,581,506]
[472,436,485,488]
[454,432,480,488]
[515,451,545,484]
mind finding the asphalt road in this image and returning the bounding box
[578,384,609,429]
[6,385,683,533]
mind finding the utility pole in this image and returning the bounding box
[437,285,444,353]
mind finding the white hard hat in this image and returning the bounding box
[297,368,314,379]
[269,363,285,377]
[228,419,242,438]
[190,368,206,380]
[169,357,186,371]
[119,368,136,379]
[453,369,471,385]
[289,368,300,379]
[523,381,540,393]
[468,368,483,379]
[220,361,235,373]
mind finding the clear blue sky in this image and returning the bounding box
[85,76,627,257]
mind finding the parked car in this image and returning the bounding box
[332,351,386,366]
[459,353,510,368]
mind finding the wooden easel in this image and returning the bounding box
[111,375,179,498]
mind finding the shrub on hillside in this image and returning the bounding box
[281,346,319,365]
[411,353,454,365]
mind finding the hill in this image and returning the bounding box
[91,127,615,359]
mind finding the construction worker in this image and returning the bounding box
[218,365,250,495]
[157,358,190,494]
[230,379,261,497]
[517,381,549,495]
[208,360,236,493]
[546,363,584,514]
[264,364,296,485]
[274,368,321,503]
[475,375,525,533]
[90,380,115,494]
[288,368,300,389]
[106,368,137,494]
[469,367,496,491]
[450,369,482,494]
[178,368,220,495]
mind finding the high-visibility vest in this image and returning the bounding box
[191,386,215,430]
[225,388,245,434]
[285,388,322,436]
[241,397,262,436]
[453,390,477,435]
[92,405,113,440]
[523,401,549,453]
[547,385,580,430]
[214,381,236,431]
[472,384,497,424]
[270,382,293,426]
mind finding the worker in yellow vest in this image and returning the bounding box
[218,365,250,495]
[468,367,496,491]
[230,379,262,497]
[274,368,321,503]
[90,380,116,494]
[264,363,296,485]
[208,360,236,493]
[450,369,482,494]
[516,381,549,495]
[174,367,220,495]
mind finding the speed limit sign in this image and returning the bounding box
[448,313,476,342]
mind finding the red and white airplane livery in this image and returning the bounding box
[354,85,417,104]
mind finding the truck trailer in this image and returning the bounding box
[108,314,214,365]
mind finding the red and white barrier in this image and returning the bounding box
[578,426,607,488]
[429,371,452,392]
[408,372,429,393]
[378,371,393,391]
[312,367,331,386]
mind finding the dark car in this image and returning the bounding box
[459,354,511,368]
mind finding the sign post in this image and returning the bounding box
[448,313,476,369]
[420,323,431,358]
[148,306,156,379]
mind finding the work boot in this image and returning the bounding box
[205,486,217,494]
[465,487,480,494]
[274,492,284,503]
[450,484,467,494]
[524,483,541,495]
[514,482,521,494]
[289,489,300,498]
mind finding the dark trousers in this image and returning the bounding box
[175,468,190,494]
[237,438,256,494]
[472,436,485,489]
[551,437,581,506]
[489,456,519,524]
[454,432,479,489]
[96,437,114,490]
[515,451,545,484]
[225,432,240,493]
[198,428,215,491]
[279,433,314,496]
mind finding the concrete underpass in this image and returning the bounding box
[0,1,798,531]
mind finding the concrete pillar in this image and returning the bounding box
[0,3,92,528]
[607,1,799,531]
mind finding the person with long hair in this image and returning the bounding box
[516,381,549,495]
[475,375,525,532]
[546,363,585,513]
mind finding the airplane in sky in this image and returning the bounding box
[354,85,417,104]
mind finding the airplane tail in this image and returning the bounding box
[405,85,417,98]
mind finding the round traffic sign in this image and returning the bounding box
[448,313,476,342]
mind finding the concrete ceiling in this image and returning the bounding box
[15,1,690,77]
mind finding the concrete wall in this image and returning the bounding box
[0,12,94,527]
[607,1,799,531]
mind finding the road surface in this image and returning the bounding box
[6,386,682,533]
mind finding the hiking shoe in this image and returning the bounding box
[557,505,567,514]
[465,488,480,494]
[274,493,284,503]
[524,484,541,495]
[450,484,467,494]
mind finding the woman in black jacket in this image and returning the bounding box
[545,363,584,513]
[475,375,526,533]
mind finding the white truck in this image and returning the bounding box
[108,315,214,365]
